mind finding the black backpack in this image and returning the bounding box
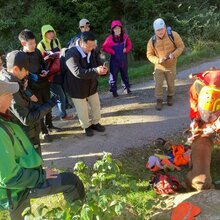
[152,26,176,49]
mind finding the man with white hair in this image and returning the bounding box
[147,18,185,110]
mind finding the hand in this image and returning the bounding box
[45,168,58,179]
[40,70,48,77]
[96,66,108,76]
[123,48,126,53]
[168,53,174,59]
[159,57,167,64]
[30,95,38,102]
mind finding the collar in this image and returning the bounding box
[76,45,91,63]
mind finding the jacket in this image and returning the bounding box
[0,69,55,145]
[0,114,45,210]
[64,46,102,99]
[146,31,185,70]
[24,48,49,90]
[37,24,61,53]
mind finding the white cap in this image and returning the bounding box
[79,18,90,28]
[153,18,165,31]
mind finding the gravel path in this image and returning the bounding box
[42,58,220,169]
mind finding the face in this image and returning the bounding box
[80,24,90,33]
[13,67,29,80]
[113,26,121,36]
[155,28,166,38]
[0,93,13,113]
[45,31,55,40]
[22,39,36,52]
[80,40,96,54]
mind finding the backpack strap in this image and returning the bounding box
[40,40,46,51]
[41,39,59,51]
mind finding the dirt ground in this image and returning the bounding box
[42,58,220,170]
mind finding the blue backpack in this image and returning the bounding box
[152,26,176,49]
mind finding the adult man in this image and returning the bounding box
[0,50,57,155]
[147,18,185,110]
[0,79,85,220]
[18,29,61,143]
[64,32,108,136]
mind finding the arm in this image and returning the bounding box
[10,91,56,126]
[102,36,115,55]
[146,38,160,64]
[65,49,98,79]
[172,32,185,58]
[124,35,132,53]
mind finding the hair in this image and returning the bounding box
[111,26,124,43]
[80,31,96,43]
[18,29,35,42]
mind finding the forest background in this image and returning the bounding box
[1,0,220,61]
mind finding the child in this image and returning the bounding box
[102,20,132,97]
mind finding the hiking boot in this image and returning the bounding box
[61,114,75,121]
[47,125,62,132]
[41,133,52,143]
[85,126,94,136]
[112,91,119,97]
[91,123,105,132]
[155,99,163,111]
[167,96,173,106]
[126,88,132,94]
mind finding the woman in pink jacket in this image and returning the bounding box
[102,20,132,97]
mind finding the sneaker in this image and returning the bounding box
[167,96,173,106]
[85,126,94,136]
[61,114,75,121]
[47,125,62,132]
[112,91,119,97]
[91,123,105,132]
[155,99,163,111]
[41,133,52,143]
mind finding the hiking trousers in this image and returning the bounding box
[9,172,85,220]
[154,66,176,100]
[72,92,101,129]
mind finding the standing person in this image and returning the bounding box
[37,24,74,120]
[147,18,185,110]
[102,20,132,98]
[18,29,61,143]
[64,32,108,136]
[67,18,91,48]
[0,50,58,156]
[0,80,85,220]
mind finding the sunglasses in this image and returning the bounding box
[80,23,90,29]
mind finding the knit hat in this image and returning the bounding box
[153,18,166,31]
[0,80,19,96]
[79,18,90,28]
[6,50,30,71]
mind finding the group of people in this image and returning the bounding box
[1,15,217,219]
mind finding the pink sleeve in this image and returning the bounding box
[102,36,115,55]
[124,35,132,53]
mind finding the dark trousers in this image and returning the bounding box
[109,59,130,92]
[9,172,85,220]
[32,85,52,134]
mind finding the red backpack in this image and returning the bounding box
[150,173,180,194]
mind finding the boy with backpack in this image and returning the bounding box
[147,18,185,110]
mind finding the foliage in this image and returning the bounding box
[0,1,220,60]
[21,153,156,219]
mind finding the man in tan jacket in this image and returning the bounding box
[147,18,185,110]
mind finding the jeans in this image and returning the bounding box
[9,172,85,220]
[50,83,67,118]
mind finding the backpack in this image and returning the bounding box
[150,173,180,194]
[152,26,176,49]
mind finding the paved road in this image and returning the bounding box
[42,58,220,169]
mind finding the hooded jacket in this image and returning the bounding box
[102,20,132,57]
[0,114,45,210]
[37,25,61,53]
